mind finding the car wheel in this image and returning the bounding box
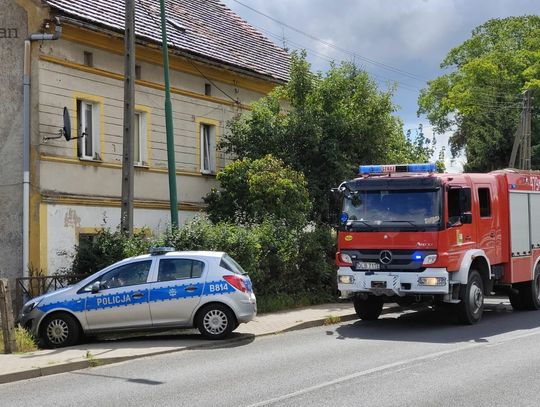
[353,296,383,321]
[457,270,484,325]
[197,304,235,340]
[40,313,80,348]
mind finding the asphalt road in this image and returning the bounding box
[3,303,540,407]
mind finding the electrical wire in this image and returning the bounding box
[136,0,240,104]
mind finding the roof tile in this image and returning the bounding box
[46,0,290,82]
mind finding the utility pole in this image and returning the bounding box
[509,89,533,170]
[121,0,136,235]
[159,0,179,228]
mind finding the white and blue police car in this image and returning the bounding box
[18,248,257,348]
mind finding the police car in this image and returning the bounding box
[18,248,257,348]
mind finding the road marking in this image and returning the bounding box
[246,326,540,407]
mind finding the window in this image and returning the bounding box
[157,259,205,282]
[447,187,471,224]
[134,112,147,166]
[478,188,491,217]
[135,64,141,80]
[83,260,152,291]
[204,83,212,96]
[83,51,93,67]
[220,255,247,275]
[77,100,99,159]
[200,123,216,174]
[78,233,97,253]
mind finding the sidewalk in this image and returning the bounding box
[0,302,362,384]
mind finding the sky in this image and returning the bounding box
[220,0,539,172]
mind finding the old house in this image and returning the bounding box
[0,0,289,282]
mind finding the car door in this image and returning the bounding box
[81,259,154,331]
[149,257,206,326]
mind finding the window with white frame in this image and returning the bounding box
[200,123,216,174]
[77,100,100,160]
[134,112,147,166]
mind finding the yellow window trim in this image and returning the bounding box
[195,117,221,174]
[72,92,105,160]
[60,24,279,95]
[135,105,152,166]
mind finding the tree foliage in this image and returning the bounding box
[418,16,540,172]
[203,155,311,228]
[221,52,434,222]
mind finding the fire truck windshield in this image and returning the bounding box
[341,189,441,231]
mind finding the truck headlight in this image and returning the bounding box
[418,277,446,286]
[422,254,437,265]
[340,253,353,265]
[338,275,355,284]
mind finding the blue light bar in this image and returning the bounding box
[359,163,435,175]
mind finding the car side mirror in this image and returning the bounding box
[91,281,101,294]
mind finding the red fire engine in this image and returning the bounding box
[335,163,540,324]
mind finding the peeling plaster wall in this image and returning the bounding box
[0,0,27,281]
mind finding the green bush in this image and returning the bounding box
[71,228,154,277]
[203,155,312,229]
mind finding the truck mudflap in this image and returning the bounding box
[338,267,450,296]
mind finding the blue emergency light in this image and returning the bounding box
[359,163,436,175]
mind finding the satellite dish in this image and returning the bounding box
[63,107,71,141]
[42,107,78,142]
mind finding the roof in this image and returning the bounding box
[45,0,290,83]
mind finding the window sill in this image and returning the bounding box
[134,163,150,169]
[200,170,217,177]
[79,157,102,163]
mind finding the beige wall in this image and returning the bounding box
[37,37,269,204]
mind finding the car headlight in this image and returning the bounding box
[22,299,41,314]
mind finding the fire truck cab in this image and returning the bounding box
[336,163,540,324]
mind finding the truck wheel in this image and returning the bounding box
[516,266,540,310]
[509,290,526,311]
[457,270,484,325]
[353,296,384,321]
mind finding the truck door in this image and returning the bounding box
[446,186,476,253]
[475,184,500,263]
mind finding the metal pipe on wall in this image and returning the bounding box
[22,18,62,277]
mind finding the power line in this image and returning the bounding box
[230,0,427,83]
[137,0,240,104]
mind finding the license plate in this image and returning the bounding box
[357,262,380,270]
[371,281,387,288]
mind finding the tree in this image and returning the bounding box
[203,155,312,228]
[418,16,540,172]
[221,52,432,223]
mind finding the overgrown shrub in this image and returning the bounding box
[71,228,154,277]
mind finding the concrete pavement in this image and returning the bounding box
[0,302,360,384]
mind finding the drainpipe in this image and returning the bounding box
[22,18,62,277]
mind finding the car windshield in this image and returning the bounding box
[342,189,441,231]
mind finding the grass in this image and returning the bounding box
[0,326,38,353]
[85,351,103,367]
[323,315,341,325]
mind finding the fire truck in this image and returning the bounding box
[335,163,540,324]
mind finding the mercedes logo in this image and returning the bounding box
[379,250,393,264]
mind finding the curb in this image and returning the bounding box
[0,304,403,385]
